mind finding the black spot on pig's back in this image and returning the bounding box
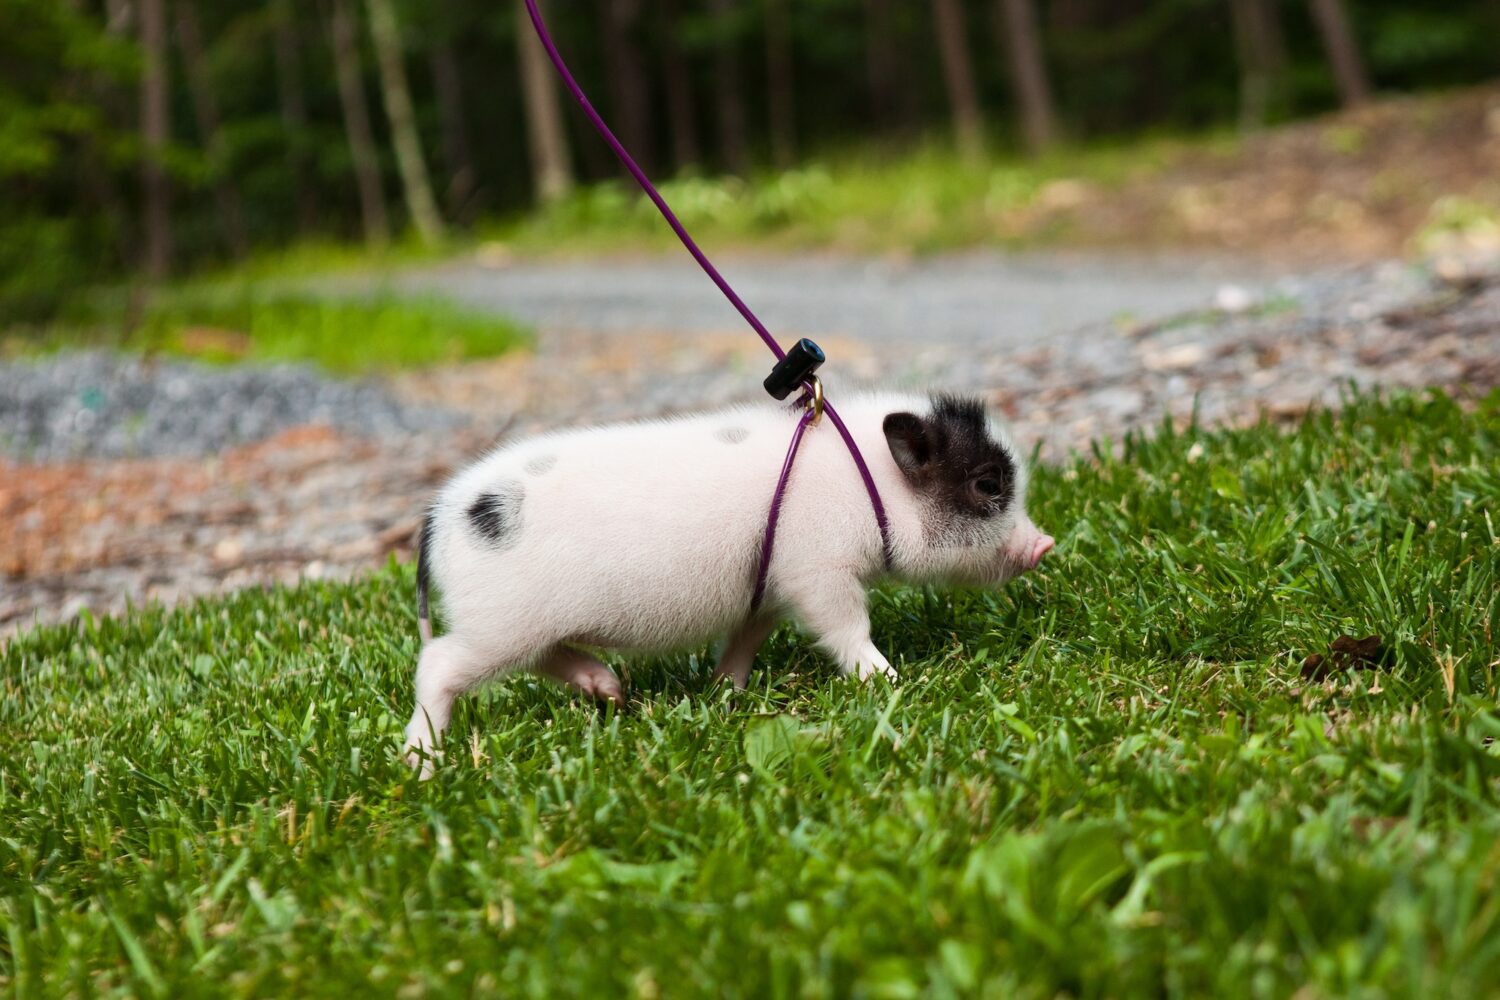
[467,483,523,548]
[715,426,749,444]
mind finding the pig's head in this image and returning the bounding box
[883,394,1053,584]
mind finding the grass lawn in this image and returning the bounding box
[3,391,1498,996]
[4,288,531,376]
[490,137,1208,257]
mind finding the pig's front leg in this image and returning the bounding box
[785,573,895,682]
[712,613,779,689]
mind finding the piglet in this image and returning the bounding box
[405,392,1052,772]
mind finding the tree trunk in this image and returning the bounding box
[176,2,249,257]
[862,0,915,134]
[80,0,135,268]
[516,0,575,202]
[709,0,749,175]
[139,0,172,279]
[366,0,445,245]
[1308,0,1371,108]
[995,0,1057,156]
[658,0,702,171]
[600,0,654,174]
[1229,0,1288,130]
[1229,0,1267,129]
[430,37,478,220]
[764,0,796,170]
[932,0,985,165]
[1258,0,1289,72]
[104,0,131,33]
[327,0,390,248]
[273,0,319,233]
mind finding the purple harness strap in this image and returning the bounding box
[522,0,892,609]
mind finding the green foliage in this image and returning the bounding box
[135,292,530,373]
[1416,195,1500,254]
[3,391,1498,995]
[0,0,134,321]
[21,287,530,374]
[500,136,1205,255]
[5,0,1500,318]
[1367,5,1499,85]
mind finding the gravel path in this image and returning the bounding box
[373,249,1283,346]
[390,257,1492,457]
[4,251,1498,638]
[0,351,462,462]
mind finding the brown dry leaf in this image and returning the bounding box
[176,326,251,358]
[1349,816,1402,840]
[1301,635,1390,680]
[1437,651,1458,701]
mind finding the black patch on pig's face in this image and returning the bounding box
[884,395,1017,523]
[525,453,557,475]
[715,426,749,444]
[467,485,523,547]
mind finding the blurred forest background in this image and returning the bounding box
[4,0,1500,321]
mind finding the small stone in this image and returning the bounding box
[475,242,514,269]
[1213,285,1255,313]
[1143,343,1207,371]
[213,537,244,564]
[1091,387,1144,419]
[1035,178,1091,211]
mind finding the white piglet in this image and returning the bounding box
[405,392,1053,772]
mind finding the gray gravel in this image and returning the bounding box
[0,351,463,462]
[0,254,1466,465]
[358,249,1289,346]
[388,258,1453,453]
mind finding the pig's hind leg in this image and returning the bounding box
[404,633,542,775]
[535,646,625,707]
[712,613,778,689]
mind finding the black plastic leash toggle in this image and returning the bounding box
[763,338,826,401]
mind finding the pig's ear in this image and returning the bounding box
[883,412,933,478]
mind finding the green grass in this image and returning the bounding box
[493,134,1233,257]
[4,390,1499,997]
[184,236,451,287]
[6,289,531,376]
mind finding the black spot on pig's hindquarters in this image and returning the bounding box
[416,506,436,621]
[467,486,523,547]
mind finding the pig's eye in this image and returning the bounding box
[975,477,1003,497]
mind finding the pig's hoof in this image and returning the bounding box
[854,658,897,683]
[576,670,625,708]
[710,665,751,690]
[404,739,440,780]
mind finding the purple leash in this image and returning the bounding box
[521,0,892,609]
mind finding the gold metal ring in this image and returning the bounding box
[806,376,825,426]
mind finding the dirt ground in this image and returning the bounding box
[1006,85,1500,262]
[0,427,478,635]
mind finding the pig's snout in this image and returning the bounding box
[1007,524,1054,574]
[1024,533,1055,571]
